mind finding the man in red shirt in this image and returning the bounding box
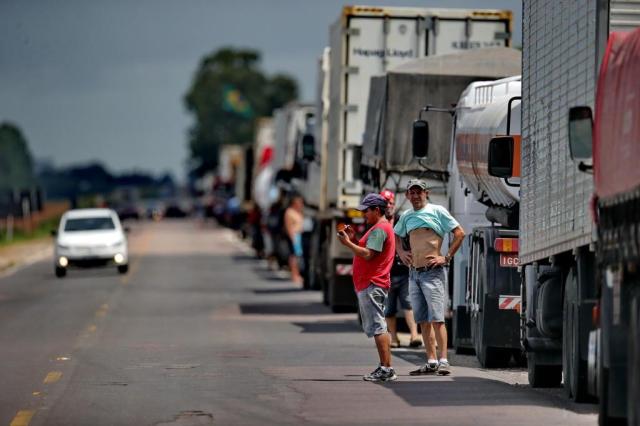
[337,193,397,382]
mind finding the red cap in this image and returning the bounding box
[380,189,395,202]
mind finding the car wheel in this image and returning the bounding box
[55,267,66,278]
[118,264,129,274]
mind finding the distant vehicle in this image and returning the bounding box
[163,203,188,218]
[115,203,142,221]
[52,208,129,277]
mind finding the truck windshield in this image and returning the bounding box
[64,217,115,231]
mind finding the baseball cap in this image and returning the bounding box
[380,189,395,202]
[406,179,428,191]
[356,193,388,211]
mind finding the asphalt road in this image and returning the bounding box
[0,220,598,426]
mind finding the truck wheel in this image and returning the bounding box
[598,366,625,426]
[629,292,640,425]
[563,269,591,402]
[473,253,511,369]
[512,350,527,367]
[55,267,66,278]
[528,353,562,388]
[118,264,129,274]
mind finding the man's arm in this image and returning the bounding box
[395,234,412,266]
[284,209,295,239]
[424,225,465,267]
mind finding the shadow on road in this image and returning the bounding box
[292,320,360,333]
[384,376,598,414]
[231,254,259,263]
[252,287,303,295]
[240,301,330,316]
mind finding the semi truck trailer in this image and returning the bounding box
[301,5,513,311]
[488,0,640,406]
[567,27,640,425]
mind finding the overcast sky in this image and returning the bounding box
[0,0,521,181]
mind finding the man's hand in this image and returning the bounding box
[425,255,447,267]
[343,225,355,241]
[336,230,350,246]
[398,250,413,266]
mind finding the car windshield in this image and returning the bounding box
[63,217,116,232]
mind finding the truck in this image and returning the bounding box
[300,5,514,311]
[447,75,523,367]
[567,27,640,425]
[272,102,315,188]
[271,102,316,284]
[361,47,522,367]
[486,0,640,406]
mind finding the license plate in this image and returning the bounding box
[499,253,519,268]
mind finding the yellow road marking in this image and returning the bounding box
[10,410,35,426]
[87,324,97,333]
[43,371,62,384]
[32,391,41,396]
[96,303,109,317]
[56,356,70,361]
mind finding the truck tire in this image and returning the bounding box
[598,365,626,426]
[629,292,640,426]
[55,266,66,278]
[512,350,527,367]
[528,353,562,388]
[474,253,511,368]
[563,269,591,402]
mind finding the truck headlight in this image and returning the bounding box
[59,256,69,267]
[114,253,125,264]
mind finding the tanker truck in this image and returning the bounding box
[412,73,523,367]
[300,5,513,312]
[567,27,640,425]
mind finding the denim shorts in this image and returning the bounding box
[384,273,411,317]
[409,267,446,323]
[357,285,388,338]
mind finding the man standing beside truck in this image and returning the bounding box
[337,193,396,382]
[380,189,422,348]
[394,179,465,376]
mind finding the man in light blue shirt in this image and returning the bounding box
[394,179,465,376]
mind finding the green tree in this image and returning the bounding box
[184,47,298,175]
[0,122,36,191]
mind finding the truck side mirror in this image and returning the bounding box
[412,120,429,159]
[568,106,593,169]
[488,136,515,178]
[301,134,315,161]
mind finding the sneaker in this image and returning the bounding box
[409,362,439,376]
[437,360,451,376]
[363,366,397,382]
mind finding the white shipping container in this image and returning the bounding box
[315,6,512,211]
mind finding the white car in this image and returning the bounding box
[53,208,129,278]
